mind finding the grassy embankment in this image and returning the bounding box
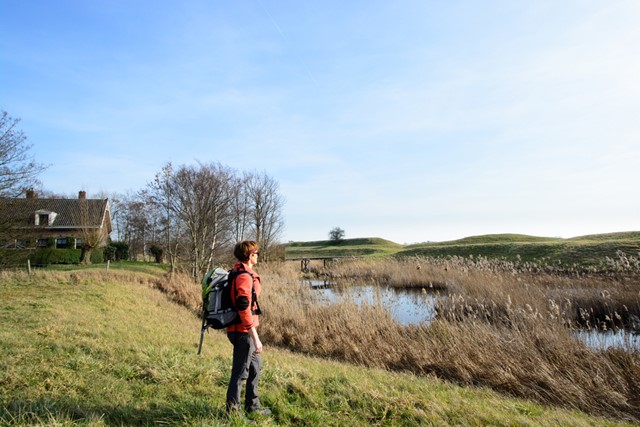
[1,268,633,426]
[285,237,403,259]
[285,232,640,268]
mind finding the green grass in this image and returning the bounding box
[1,269,632,426]
[41,260,170,275]
[285,237,403,259]
[286,232,640,268]
[428,233,562,245]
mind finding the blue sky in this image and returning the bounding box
[2,1,639,244]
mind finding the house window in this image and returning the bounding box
[34,211,57,226]
[37,239,48,248]
[56,238,68,248]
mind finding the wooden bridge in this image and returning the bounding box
[286,257,345,272]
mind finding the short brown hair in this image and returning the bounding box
[234,240,259,262]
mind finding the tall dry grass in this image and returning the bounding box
[151,271,202,315]
[318,256,640,331]
[249,259,640,423]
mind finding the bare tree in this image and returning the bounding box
[0,111,47,244]
[122,199,150,261]
[245,171,285,261]
[144,163,182,272]
[76,195,111,264]
[106,191,150,260]
[0,111,47,197]
[175,162,235,278]
[108,192,128,242]
[229,175,250,243]
[146,162,235,278]
[140,163,285,274]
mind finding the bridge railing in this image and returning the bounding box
[285,256,354,272]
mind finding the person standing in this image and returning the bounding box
[226,240,271,417]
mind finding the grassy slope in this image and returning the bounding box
[286,232,640,266]
[400,232,640,266]
[286,237,403,259]
[0,269,631,426]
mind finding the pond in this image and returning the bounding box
[309,280,436,325]
[573,329,640,351]
[306,280,640,351]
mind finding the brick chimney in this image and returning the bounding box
[78,191,87,199]
[26,189,36,199]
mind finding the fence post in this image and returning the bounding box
[106,260,110,271]
[27,259,32,275]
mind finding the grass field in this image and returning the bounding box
[42,260,170,275]
[285,232,640,268]
[285,237,403,259]
[1,268,634,426]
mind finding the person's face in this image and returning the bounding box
[250,251,259,265]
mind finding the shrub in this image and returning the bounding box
[90,248,104,264]
[1,248,103,266]
[103,245,116,261]
[110,242,129,261]
[30,249,82,265]
[0,249,33,266]
[148,244,163,263]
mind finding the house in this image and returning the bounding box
[0,190,112,249]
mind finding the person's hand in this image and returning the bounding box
[249,327,263,353]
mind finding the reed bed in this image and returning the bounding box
[317,256,640,331]
[248,259,640,423]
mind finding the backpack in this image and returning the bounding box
[197,267,259,354]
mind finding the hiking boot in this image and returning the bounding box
[247,407,272,416]
[226,407,257,425]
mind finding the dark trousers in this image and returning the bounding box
[226,332,262,412]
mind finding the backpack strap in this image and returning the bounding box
[229,269,260,315]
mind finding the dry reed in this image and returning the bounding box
[254,258,640,423]
[151,271,202,314]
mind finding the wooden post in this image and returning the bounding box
[27,259,32,275]
[106,260,110,271]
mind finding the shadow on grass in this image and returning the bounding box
[0,397,234,426]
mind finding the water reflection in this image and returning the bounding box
[573,329,640,351]
[306,280,436,325]
[305,280,640,351]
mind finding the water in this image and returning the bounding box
[306,280,640,351]
[573,329,640,351]
[307,280,436,325]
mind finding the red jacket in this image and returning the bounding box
[227,262,261,333]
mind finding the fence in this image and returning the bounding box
[0,260,112,274]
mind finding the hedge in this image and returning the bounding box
[31,248,82,264]
[0,248,104,266]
